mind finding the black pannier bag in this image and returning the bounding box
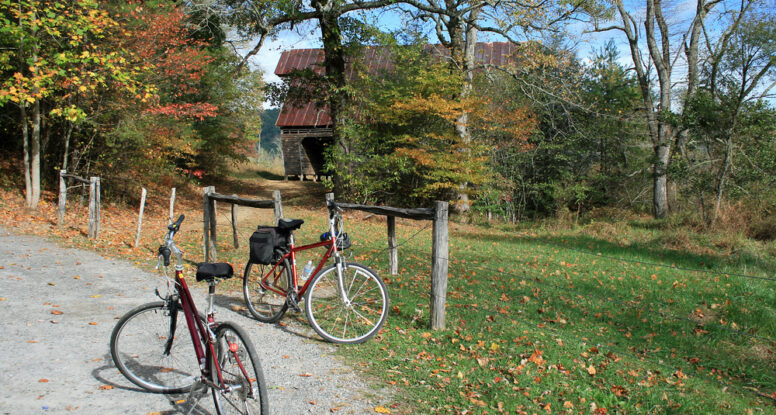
[249,226,289,264]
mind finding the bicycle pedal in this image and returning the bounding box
[288,292,302,312]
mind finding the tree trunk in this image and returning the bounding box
[711,135,732,226]
[314,1,348,194]
[62,122,73,171]
[653,140,671,218]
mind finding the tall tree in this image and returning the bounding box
[397,0,587,213]
[0,0,146,208]
[587,0,767,219]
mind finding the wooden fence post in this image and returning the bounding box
[95,177,101,238]
[87,177,98,239]
[169,187,176,224]
[203,187,210,261]
[134,187,147,248]
[57,170,66,227]
[203,186,217,262]
[388,216,398,275]
[430,201,449,330]
[231,194,239,249]
[209,187,218,261]
[273,190,283,225]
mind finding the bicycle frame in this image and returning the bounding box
[260,206,348,301]
[163,238,253,395]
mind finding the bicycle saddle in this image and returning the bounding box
[195,262,234,282]
[277,218,304,231]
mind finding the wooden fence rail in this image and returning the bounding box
[327,193,450,330]
[57,170,101,239]
[202,187,283,262]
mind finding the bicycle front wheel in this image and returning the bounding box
[110,301,203,393]
[304,263,389,344]
[211,322,269,415]
[243,259,290,323]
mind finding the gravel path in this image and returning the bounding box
[0,227,389,414]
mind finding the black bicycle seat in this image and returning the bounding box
[277,218,304,231]
[195,262,234,282]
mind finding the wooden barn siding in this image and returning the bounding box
[280,128,333,177]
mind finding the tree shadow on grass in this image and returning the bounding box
[454,229,776,279]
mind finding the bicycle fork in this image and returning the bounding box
[334,255,351,307]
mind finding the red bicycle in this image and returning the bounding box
[243,200,389,344]
[110,215,269,414]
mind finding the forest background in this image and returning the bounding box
[1,0,775,239]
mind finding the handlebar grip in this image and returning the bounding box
[158,245,171,267]
[169,214,185,232]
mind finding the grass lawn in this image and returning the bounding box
[195,202,776,414]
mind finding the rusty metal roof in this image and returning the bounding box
[275,42,519,128]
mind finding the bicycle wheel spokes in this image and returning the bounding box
[243,261,289,323]
[110,302,202,393]
[212,323,268,415]
[305,263,389,344]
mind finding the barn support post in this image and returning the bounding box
[231,194,239,249]
[273,190,283,225]
[57,170,66,227]
[430,201,449,330]
[388,216,398,275]
[134,187,147,248]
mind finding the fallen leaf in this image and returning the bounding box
[48,282,55,286]
[38,379,49,383]
[51,310,63,315]
[98,385,113,390]
[374,406,391,414]
[90,295,101,298]
[309,401,317,405]
[299,373,312,377]
[587,365,597,376]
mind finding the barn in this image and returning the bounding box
[273,42,520,180]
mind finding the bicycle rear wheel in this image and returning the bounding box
[243,259,290,323]
[211,322,269,415]
[110,301,204,393]
[304,262,389,344]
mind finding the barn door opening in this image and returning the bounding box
[301,136,331,177]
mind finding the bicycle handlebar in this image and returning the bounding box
[158,215,185,268]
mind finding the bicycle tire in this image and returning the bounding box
[211,322,269,415]
[243,259,290,323]
[304,262,389,344]
[110,301,205,393]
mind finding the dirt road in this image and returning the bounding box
[0,226,388,414]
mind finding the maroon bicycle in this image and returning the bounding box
[243,199,389,344]
[110,215,268,414]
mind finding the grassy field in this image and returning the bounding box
[191,201,776,414]
[2,162,775,414]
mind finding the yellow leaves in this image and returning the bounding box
[374,406,391,414]
[587,365,597,376]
